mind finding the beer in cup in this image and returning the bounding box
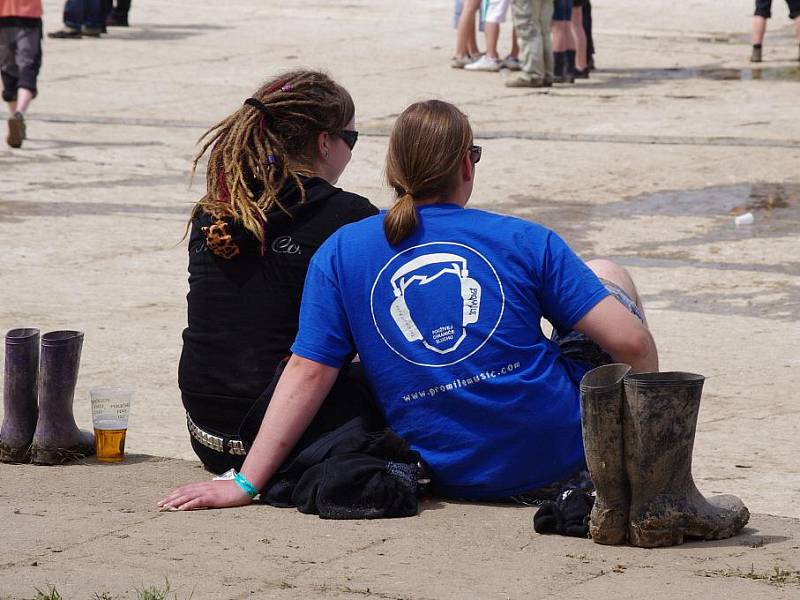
[90,388,132,462]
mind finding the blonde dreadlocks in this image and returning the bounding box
[190,70,355,244]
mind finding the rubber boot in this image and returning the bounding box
[553,51,566,83]
[623,372,750,547]
[30,331,95,465]
[565,50,577,82]
[0,328,40,463]
[580,363,631,545]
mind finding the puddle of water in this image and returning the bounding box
[693,66,800,81]
[501,182,800,320]
[598,65,800,88]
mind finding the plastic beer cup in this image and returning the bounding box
[90,388,132,463]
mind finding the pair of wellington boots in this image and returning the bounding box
[580,363,750,548]
[0,328,95,465]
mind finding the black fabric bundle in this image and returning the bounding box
[262,417,421,519]
[532,488,595,538]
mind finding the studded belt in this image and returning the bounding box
[186,412,247,456]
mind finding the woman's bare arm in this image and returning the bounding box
[158,355,340,510]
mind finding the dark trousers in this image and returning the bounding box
[64,0,104,29]
[0,22,42,101]
[102,0,131,19]
[755,0,800,19]
[582,0,594,61]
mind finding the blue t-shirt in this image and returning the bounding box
[291,204,609,499]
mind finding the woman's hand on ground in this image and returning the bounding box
[158,480,252,511]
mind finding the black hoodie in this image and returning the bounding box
[178,177,378,434]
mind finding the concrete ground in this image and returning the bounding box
[1,0,799,598]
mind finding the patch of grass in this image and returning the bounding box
[698,565,800,587]
[135,580,175,600]
[24,586,62,600]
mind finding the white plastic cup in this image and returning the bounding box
[90,388,133,462]
[734,212,754,226]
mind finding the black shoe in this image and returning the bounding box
[107,12,129,26]
[574,68,590,79]
[47,27,82,39]
[750,46,762,63]
[81,26,103,37]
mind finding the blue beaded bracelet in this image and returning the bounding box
[233,471,258,499]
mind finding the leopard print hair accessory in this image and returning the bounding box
[201,211,241,260]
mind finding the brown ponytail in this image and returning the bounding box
[383,100,473,246]
[189,70,355,244]
[383,193,418,247]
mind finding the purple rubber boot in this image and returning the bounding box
[30,331,95,465]
[1,328,40,463]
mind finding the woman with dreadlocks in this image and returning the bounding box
[178,70,379,475]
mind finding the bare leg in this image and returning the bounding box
[484,22,500,58]
[15,88,33,114]
[752,16,767,45]
[510,26,519,58]
[551,21,568,52]
[456,0,481,57]
[794,16,800,42]
[468,22,480,56]
[586,259,649,327]
[7,100,17,114]
[571,6,587,69]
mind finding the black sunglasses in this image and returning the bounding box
[336,129,359,151]
[469,145,482,164]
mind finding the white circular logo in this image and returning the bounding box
[369,242,505,367]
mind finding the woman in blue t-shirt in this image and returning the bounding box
[161,99,658,510]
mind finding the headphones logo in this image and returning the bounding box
[389,253,482,354]
[371,241,504,368]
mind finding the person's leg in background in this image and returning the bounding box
[108,0,131,27]
[502,25,521,69]
[583,0,595,69]
[551,0,574,83]
[466,0,508,71]
[571,2,588,77]
[751,0,771,62]
[507,0,550,86]
[2,25,41,148]
[453,0,482,67]
[48,0,83,38]
[790,0,800,60]
[540,0,554,80]
[82,0,105,35]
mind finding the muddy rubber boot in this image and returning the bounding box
[580,363,631,544]
[30,331,95,465]
[0,328,40,463]
[623,372,750,547]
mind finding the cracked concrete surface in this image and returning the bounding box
[1,0,799,597]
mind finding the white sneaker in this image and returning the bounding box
[502,55,522,71]
[464,55,502,72]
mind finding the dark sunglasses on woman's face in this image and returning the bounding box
[336,130,359,151]
[469,145,482,164]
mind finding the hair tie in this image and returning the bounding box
[244,97,271,122]
[280,84,293,92]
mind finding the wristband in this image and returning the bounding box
[233,471,258,498]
